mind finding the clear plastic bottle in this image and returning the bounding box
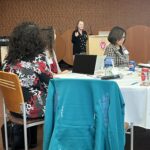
[104,57,114,76]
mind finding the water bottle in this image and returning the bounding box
[104,57,114,76]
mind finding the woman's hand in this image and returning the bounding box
[75,32,79,37]
[59,70,71,74]
[53,70,71,78]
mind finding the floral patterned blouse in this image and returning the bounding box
[2,53,53,119]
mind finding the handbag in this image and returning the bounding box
[1,121,37,149]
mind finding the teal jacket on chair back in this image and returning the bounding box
[43,79,125,150]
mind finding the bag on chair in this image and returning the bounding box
[1,121,37,149]
[1,121,13,148]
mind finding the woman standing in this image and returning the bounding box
[72,20,88,55]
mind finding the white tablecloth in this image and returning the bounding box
[115,70,150,129]
[54,69,150,129]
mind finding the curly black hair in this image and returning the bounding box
[6,22,46,64]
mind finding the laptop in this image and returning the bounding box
[72,55,106,75]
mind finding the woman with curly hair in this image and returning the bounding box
[2,22,53,148]
[2,22,53,118]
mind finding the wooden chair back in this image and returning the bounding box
[125,25,150,63]
[0,71,24,113]
[61,29,74,65]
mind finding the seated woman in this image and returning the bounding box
[41,26,69,74]
[2,22,53,118]
[40,26,61,74]
[2,22,53,148]
[104,26,129,67]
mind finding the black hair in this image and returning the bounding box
[6,22,45,64]
[108,26,126,45]
[40,26,54,56]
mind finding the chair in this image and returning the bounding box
[44,78,125,150]
[0,71,44,150]
[125,122,134,150]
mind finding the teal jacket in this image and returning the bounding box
[43,79,125,150]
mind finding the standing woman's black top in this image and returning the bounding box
[72,30,88,55]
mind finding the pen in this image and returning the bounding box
[131,82,138,85]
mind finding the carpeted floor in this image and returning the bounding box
[125,126,150,150]
[1,119,150,149]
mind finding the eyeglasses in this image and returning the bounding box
[122,34,126,39]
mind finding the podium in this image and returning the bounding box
[87,33,109,56]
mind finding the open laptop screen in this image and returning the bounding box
[72,55,97,75]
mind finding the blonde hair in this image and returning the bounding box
[75,20,84,31]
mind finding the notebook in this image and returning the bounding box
[72,55,106,75]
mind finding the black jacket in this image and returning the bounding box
[72,30,88,55]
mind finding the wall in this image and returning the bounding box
[0,0,150,64]
[0,0,150,35]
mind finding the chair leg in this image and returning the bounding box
[130,123,134,150]
[23,103,28,150]
[3,99,8,150]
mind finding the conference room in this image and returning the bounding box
[0,0,150,150]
